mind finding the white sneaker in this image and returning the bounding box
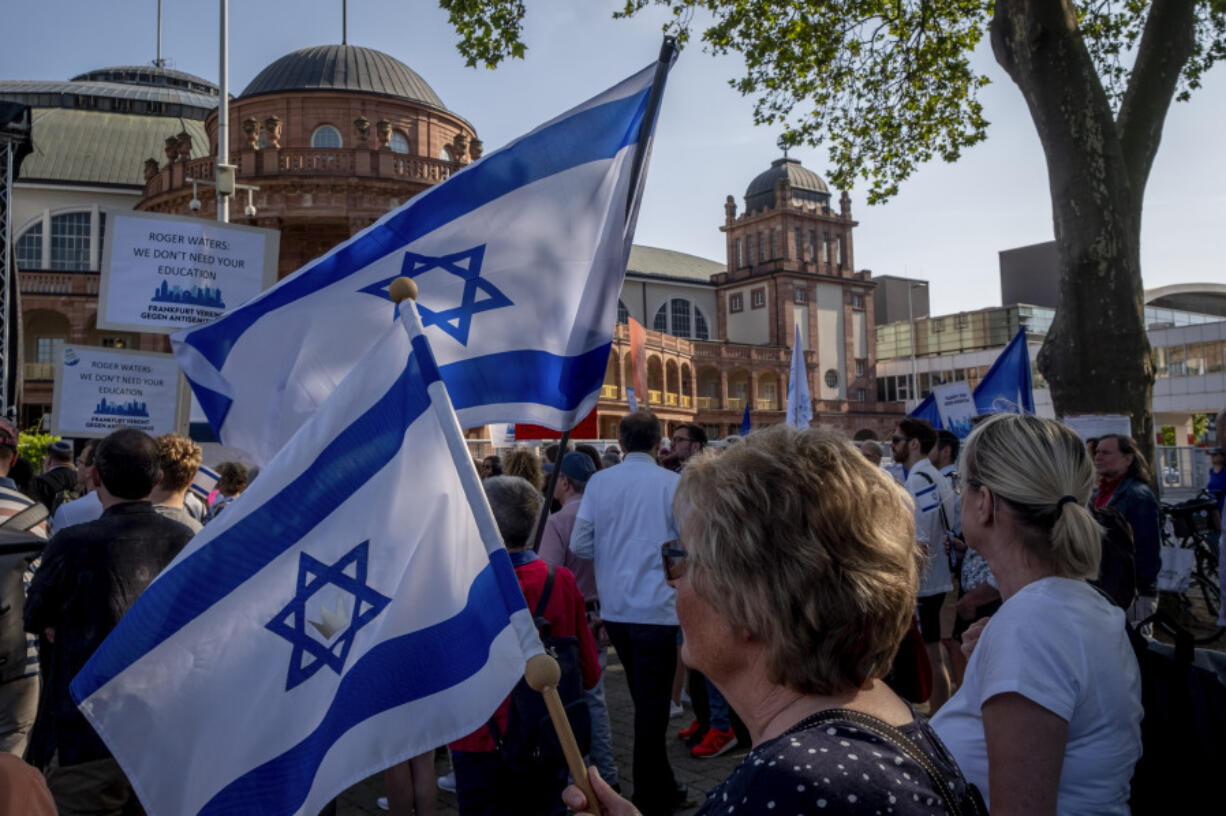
[376,796,389,811]
[438,772,457,793]
[669,700,684,718]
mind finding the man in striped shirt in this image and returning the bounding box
[0,419,48,756]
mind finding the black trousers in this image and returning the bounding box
[605,621,679,816]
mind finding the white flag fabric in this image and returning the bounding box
[786,323,812,428]
[72,321,540,816]
[173,59,670,463]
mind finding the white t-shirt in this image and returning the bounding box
[49,489,103,533]
[930,577,1142,815]
[904,458,952,596]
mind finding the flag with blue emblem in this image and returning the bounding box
[72,318,541,815]
[174,53,674,464]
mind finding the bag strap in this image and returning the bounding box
[795,709,980,816]
[1,501,49,532]
[534,564,556,619]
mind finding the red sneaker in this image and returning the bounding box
[678,718,701,740]
[690,727,738,758]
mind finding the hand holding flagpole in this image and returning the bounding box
[390,277,601,816]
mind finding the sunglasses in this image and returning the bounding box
[660,541,687,582]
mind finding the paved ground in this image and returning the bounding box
[333,651,744,815]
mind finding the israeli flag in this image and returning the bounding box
[72,321,540,815]
[174,56,672,464]
[786,324,812,428]
[908,328,1035,425]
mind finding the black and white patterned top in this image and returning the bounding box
[695,711,974,816]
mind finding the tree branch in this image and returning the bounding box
[1115,0,1197,213]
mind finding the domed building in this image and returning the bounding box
[139,44,480,277]
[597,155,900,441]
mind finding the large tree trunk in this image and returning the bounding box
[990,0,1196,472]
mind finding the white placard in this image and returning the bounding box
[933,381,976,438]
[1063,413,1133,442]
[51,346,189,438]
[98,209,279,334]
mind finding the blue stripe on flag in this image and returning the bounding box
[442,343,611,412]
[198,553,526,815]
[183,88,651,372]
[913,485,936,498]
[185,342,613,437]
[71,351,434,703]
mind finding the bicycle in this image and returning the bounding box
[1159,490,1223,644]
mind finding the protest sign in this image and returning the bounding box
[98,209,279,334]
[933,381,976,438]
[51,345,189,438]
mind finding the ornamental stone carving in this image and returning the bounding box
[164,136,178,163]
[144,157,160,180]
[452,132,469,165]
[354,115,370,136]
[264,115,282,149]
[175,131,192,161]
[376,119,392,149]
[242,117,260,149]
[469,137,483,161]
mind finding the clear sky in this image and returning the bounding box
[5,0,1223,315]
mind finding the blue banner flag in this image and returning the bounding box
[173,54,673,463]
[740,402,751,436]
[786,324,812,429]
[73,320,542,816]
[908,328,1034,425]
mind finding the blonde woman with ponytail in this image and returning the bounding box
[930,414,1142,816]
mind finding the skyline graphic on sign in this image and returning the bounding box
[95,398,150,417]
[151,280,225,309]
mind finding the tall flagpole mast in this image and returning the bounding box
[217,0,230,222]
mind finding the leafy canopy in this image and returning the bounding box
[442,0,1226,204]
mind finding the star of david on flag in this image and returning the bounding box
[266,541,391,690]
[73,321,541,816]
[358,246,513,345]
[172,47,676,464]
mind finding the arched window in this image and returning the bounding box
[617,299,629,325]
[389,131,410,154]
[50,212,91,271]
[440,144,454,161]
[16,223,42,269]
[652,298,710,340]
[257,129,269,149]
[311,125,342,149]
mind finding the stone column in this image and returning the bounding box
[719,369,729,410]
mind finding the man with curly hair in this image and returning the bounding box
[148,434,204,534]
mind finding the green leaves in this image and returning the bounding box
[437,1,1225,203]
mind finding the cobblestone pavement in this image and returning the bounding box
[334,650,744,815]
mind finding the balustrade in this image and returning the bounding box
[680,395,692,408]
[24,363,54,381]
[665,393,678,406]
[600,384,620,399]
[696,396,718,410]
[648,389,663,404]
[20,271,99,296]
[727,398,747,411]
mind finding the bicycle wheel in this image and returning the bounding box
[1184,572,1223,644]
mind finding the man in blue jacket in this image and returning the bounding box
[1092,434,1160,627]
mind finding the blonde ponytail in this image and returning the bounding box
[961,414,1103,578]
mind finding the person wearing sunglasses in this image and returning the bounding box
[564,424,981,816]
[930,414,1142,815]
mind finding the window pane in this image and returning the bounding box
[670,298,691,338]
[311,125,342,149]
[694,307,709,340]
[36,336,64,364]
[1168,344,1186,376]
[653,303,668,332]
[1186,342,1205,376]
[617,300,629,325]
[1207,341,1223,373]
[16,223,42,268]
[389,131,409,154]
[50,212,90,271]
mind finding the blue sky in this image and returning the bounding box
[5,0,1223,315]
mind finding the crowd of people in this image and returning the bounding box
[2,401,1214,815]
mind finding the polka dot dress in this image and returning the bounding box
[695,713,970,816]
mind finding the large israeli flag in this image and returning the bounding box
[174,55,672,463]
[72,321,540,815]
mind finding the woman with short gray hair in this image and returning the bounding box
[564,424,980,816]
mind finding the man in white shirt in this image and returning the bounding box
[892,417,954,711]
[571,411,685,815]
